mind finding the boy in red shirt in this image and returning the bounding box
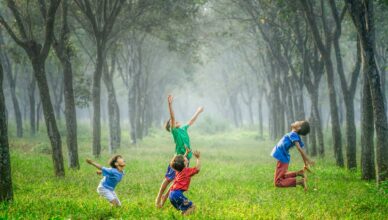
[169,150,201,216]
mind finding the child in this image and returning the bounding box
[155,95,204,208]
[169,150,201,215]
[271,121,314,191]
[86,155,126,206]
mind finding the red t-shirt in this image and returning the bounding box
[170,167,199,191]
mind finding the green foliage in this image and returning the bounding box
[1,128,387,219]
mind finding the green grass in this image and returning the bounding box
[1,126,387,219]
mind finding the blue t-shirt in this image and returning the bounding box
[271,131,304,163]
[99,167,124,191]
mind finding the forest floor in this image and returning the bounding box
[1,125,387,219]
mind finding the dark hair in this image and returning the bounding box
[109,155,122,168]
[165,120,171,132]
[298,121,310,136]
[170,155,185,172]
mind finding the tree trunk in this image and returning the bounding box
[103,61,121,153]
[324,58,344,167]
[309,104,317,156]
[258,93,263,138]
[0,60,13,202]
[343,97,357,169]
[347,0,388,183]
[29,79,36,135]
[62,61,79,169]
[36,100,41,132]
[32,60,65,176]
[92,44,105,157]
[312,99,325,157]
[128,84,137,144]
[52,0,80,169]
[0,32,23,137]
[333,37,359,170]
[361,67,375,180]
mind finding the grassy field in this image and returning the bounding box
[0,125,387,219]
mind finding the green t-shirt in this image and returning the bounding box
[171,124,192,160]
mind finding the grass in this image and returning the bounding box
[1,125,387,219]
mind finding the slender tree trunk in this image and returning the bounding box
[258,93,263,138]
[62,61,79,168]
[52,0,80,169]
[324,58,344,167]
[103,62,121,153]
[0,60,13,202]
[128,85,137,144]
[31,60,65,176]
[309,104,317,156]
[343,97,357,169]
[361,68,375,180]
[92,44,105,157]
[0,33,23,137]
[312,99,325,157]
[333,38,359,170]
[36,100,41,132]
[29,79,36,135]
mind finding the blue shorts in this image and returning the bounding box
[169,190,193,212]
[165,160,190,181]
[165,165,176,181]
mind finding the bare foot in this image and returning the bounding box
[155,196,162,208]
[182,204,196,216]
[297,169,304,177]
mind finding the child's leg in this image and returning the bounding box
[274,161,297,187]
[110,191,121,207]
[155,178,172,208]
[97,186,121,206]
[182,204,196,216]
[284,169,304,178]
[169,190,195,215]
[155,165,175,208]
[160,187,171,206]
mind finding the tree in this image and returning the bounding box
[0,0,65,176]
[0,31,23,137]
[346,0,388,183]
[299,0,344,167]
[74,0,124,157]
[328,0,360,170]
[0,53,13,202]
[52,0,79,169]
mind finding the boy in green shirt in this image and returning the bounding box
[155,95,204,208]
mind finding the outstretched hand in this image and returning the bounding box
[197,106,204,113]
[184,146,191,157]
[193,150,200,158]
[168,95,173,104]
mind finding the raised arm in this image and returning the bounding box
[295,142,314,168]
[187,107,204,126]
[86,159,102,170]
[168,95,175,129]
[193,150,201,171]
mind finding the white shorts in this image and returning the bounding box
[97,185,121,206]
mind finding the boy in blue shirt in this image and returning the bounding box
[86,155,125,206]
[271,121,314,190]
